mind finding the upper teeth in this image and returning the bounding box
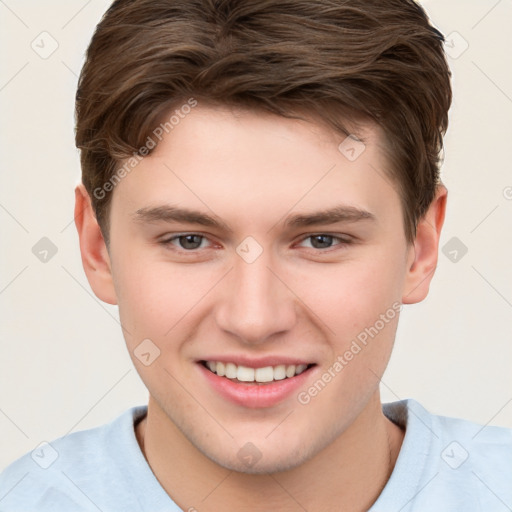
[205,361,308,382]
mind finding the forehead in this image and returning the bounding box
[110,104,399,229]
[150,103,381,169]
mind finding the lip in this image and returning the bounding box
[197,361,316,409]
[198,355,313,368]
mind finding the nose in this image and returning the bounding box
[214,249,297,345]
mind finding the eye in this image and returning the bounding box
[298,234,351,250]
[161,233,210,250]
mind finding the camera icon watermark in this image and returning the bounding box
[441,441,469,469]
[237,442,262,468]
[338,134,366,162]
[30,31,59,59]
[31,441,59,469]
[134,338,161,366]
[442,236,468,263]
[444,31,469,60]
[236,236,263,264]
[32,237,58,263]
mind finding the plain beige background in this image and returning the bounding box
[1,0,511,470]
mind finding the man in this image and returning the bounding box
[1,0,511,510]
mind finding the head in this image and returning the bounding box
[74,0,451,473]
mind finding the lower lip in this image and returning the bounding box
[198,363,315,409]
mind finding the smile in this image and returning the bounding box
[198,357,317,408]
[203,360,310,383]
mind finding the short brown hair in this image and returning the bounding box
[75,0,452,246]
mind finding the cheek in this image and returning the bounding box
[290,248,405,342]
[112,250,219,345]
[111,254,216,391]
[293,253,404,419]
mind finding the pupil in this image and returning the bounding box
[180,235,202,249]
[311,235,332,249]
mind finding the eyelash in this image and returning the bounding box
[159,233,353,253]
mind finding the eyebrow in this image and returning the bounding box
[132,204,376,231]
[133,205,232,232]
[283,205,375,228]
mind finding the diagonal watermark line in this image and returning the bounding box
[65,369,132,436]
[163,163,220,217]
[61,60,79,78]
[472,61,512,105]
[266,163,337,234]
[201,471,233,502]
[0,62,29,92]
[472,396,512,439]
[60,265,132,334]
[0,0,29,28]
[471,471,512,511]
[265,410,294,438]
[60,204,87,233]
[162,367,234,438]
[266,266,336,335]
[0,266,28,295]
[61,470,104,511]
[367,162,394,191]
[397,472,440,511]
[0,408,29,439]
[164,267,233,336]
[371,369,440,439]
[470,205,499,233]
[471,266,512,308]
[61,0,92,29]
[0,472,29,503]
[471,0,503,30]
[268,474,310,511]
[0,202,29,233]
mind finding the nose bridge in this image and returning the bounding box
[215,247,296,344]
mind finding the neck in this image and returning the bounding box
[136,392,404,512]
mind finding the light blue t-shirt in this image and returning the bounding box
[0,399,511,511]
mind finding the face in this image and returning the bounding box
[105,104,414,473]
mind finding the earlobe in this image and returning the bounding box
[74,183,118,305]
[402,185,448,304]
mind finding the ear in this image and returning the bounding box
[402,184,447,304]
[74,183,118,305]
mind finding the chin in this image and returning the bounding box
[211,449,312,475]
[196,431,324,475]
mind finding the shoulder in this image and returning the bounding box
[429,403,512,494]
[408,399,512,469]
[377,399,512,511]
[385,398,512,455]
[0,406,148,512]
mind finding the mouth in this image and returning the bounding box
[198,359,317,408]
[201,360,314,384]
